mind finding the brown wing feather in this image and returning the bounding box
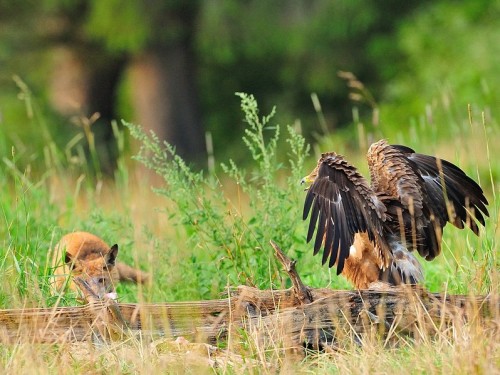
[303,153,391,275]
[368,140,489,261]
[392,146,489,234]
[368,140,446,260]
[366,140,428,254]
[367,140,425,217]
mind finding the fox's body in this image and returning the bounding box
[51,232,149,300]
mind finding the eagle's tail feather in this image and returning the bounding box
[379,242,424,285]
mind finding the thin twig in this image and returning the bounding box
[270,240,313,304]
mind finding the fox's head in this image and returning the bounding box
[64,244,119,300]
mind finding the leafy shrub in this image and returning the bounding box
[125,93,312,298]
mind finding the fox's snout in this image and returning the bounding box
[87,275,116,299]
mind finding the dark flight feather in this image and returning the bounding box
[303,153,391,274]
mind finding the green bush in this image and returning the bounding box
[124,93,314,298]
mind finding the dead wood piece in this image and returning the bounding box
[0,302,110,343]
[0,288,497,345]
[228,286,301,317]
[242,286,499,351]
[117,299,235,343]
[270,240,313,304]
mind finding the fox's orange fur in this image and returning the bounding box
[51,232,149,300]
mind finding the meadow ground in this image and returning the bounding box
[0,93,498,373]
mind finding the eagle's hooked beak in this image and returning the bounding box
[300,175,314,190]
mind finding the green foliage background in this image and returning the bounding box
[4,1,499,162]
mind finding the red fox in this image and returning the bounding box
[51,232,149,300]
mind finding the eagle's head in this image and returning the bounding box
[300,151,339,188]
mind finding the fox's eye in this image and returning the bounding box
[97,278,106,285]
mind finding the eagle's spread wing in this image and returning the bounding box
[368,140,489,260]
[367,141,425,217]
[394,146,488,260]
[303,153,391,275]
[393,146,489,234]
[367,140,433,256]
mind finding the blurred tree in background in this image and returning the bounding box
[0,0,498,171]
[1,0,203,170]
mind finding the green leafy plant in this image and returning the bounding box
[125,93,311,296]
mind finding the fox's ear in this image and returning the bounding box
[64,251,77,270]
[107,244,119,266]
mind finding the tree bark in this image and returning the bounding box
[47,2,205,169]
[49,45,126,172]
[128,43,205,162]
[0,286,496,348]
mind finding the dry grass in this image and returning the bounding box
[0,294,497,374]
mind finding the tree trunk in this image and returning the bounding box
[129,43,205,162]
[49,45,125,172]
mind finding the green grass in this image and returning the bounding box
[0,91,498,373]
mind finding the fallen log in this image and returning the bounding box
[0,285,497,347]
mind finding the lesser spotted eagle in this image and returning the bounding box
[302,140,488,289]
